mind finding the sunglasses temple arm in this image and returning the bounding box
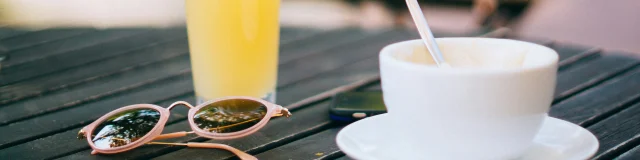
[152,131,193,140]
[187,142,257,160]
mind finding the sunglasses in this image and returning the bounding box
[77,96,291,160]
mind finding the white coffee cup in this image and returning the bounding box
[379,38,558,160]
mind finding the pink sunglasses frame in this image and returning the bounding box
[78,96,291,158]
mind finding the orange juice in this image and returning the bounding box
[185,0,280,103]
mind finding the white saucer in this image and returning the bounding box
[336,114,599,160]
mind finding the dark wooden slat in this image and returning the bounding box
[0,37,189,104]
[550,43,595,61]
[0,28,420,107]
[254,128,343,160]
[58,45,384,160]
[10,29,616,160]
[356,84,382,92]
[0,55,336,159]
[47,76,378,160]
[319,151,346,160]
[2,28,149,68]
[0,27,316,159]
[554,54,640,102]
[279,27,323,45]
[0,53,6,68]
[617,144,640,160]
[0,28,32,40]
[278,57,378,104]
[550,67,640,126]
[278,27,299,36]
[335,156,353,160]
[277,29,416,87]
[277,47,381,104]
[46,29,560,159]
[0,28,386,159]
[0,28,95,52]
[0,94,194,160]
[0,27,186,86]
[279,27,313,37]
[58,52,381,160]
[0,27,312,105]
[0,28,369,124]
[585,102,640,159]
[267,83,385,160]
[279,28,374,64]
[0,74,193,149]
[278,27,320,48]
[0,56,190,125]
[0,27,357,124]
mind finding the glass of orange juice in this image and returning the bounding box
[185,0,280,104]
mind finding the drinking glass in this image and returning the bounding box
[185,0,280,104]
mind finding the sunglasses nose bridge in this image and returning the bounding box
[167,101,195,110]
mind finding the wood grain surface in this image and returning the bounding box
[0,26,638,160]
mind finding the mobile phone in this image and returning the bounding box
[329,91,387,122]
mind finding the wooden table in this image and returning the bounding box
[0,26,639,160]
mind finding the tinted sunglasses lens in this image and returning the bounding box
[91,108,161,149]
[193,99,268,133]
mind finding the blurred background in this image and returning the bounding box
[1,0,640,53]
[278,0,640,54]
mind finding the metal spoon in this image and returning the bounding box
[405,0,449,67]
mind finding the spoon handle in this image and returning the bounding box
[405,0,447,66]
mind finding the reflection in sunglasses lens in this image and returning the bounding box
[91,108,160,149]
[193,99,267,133]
